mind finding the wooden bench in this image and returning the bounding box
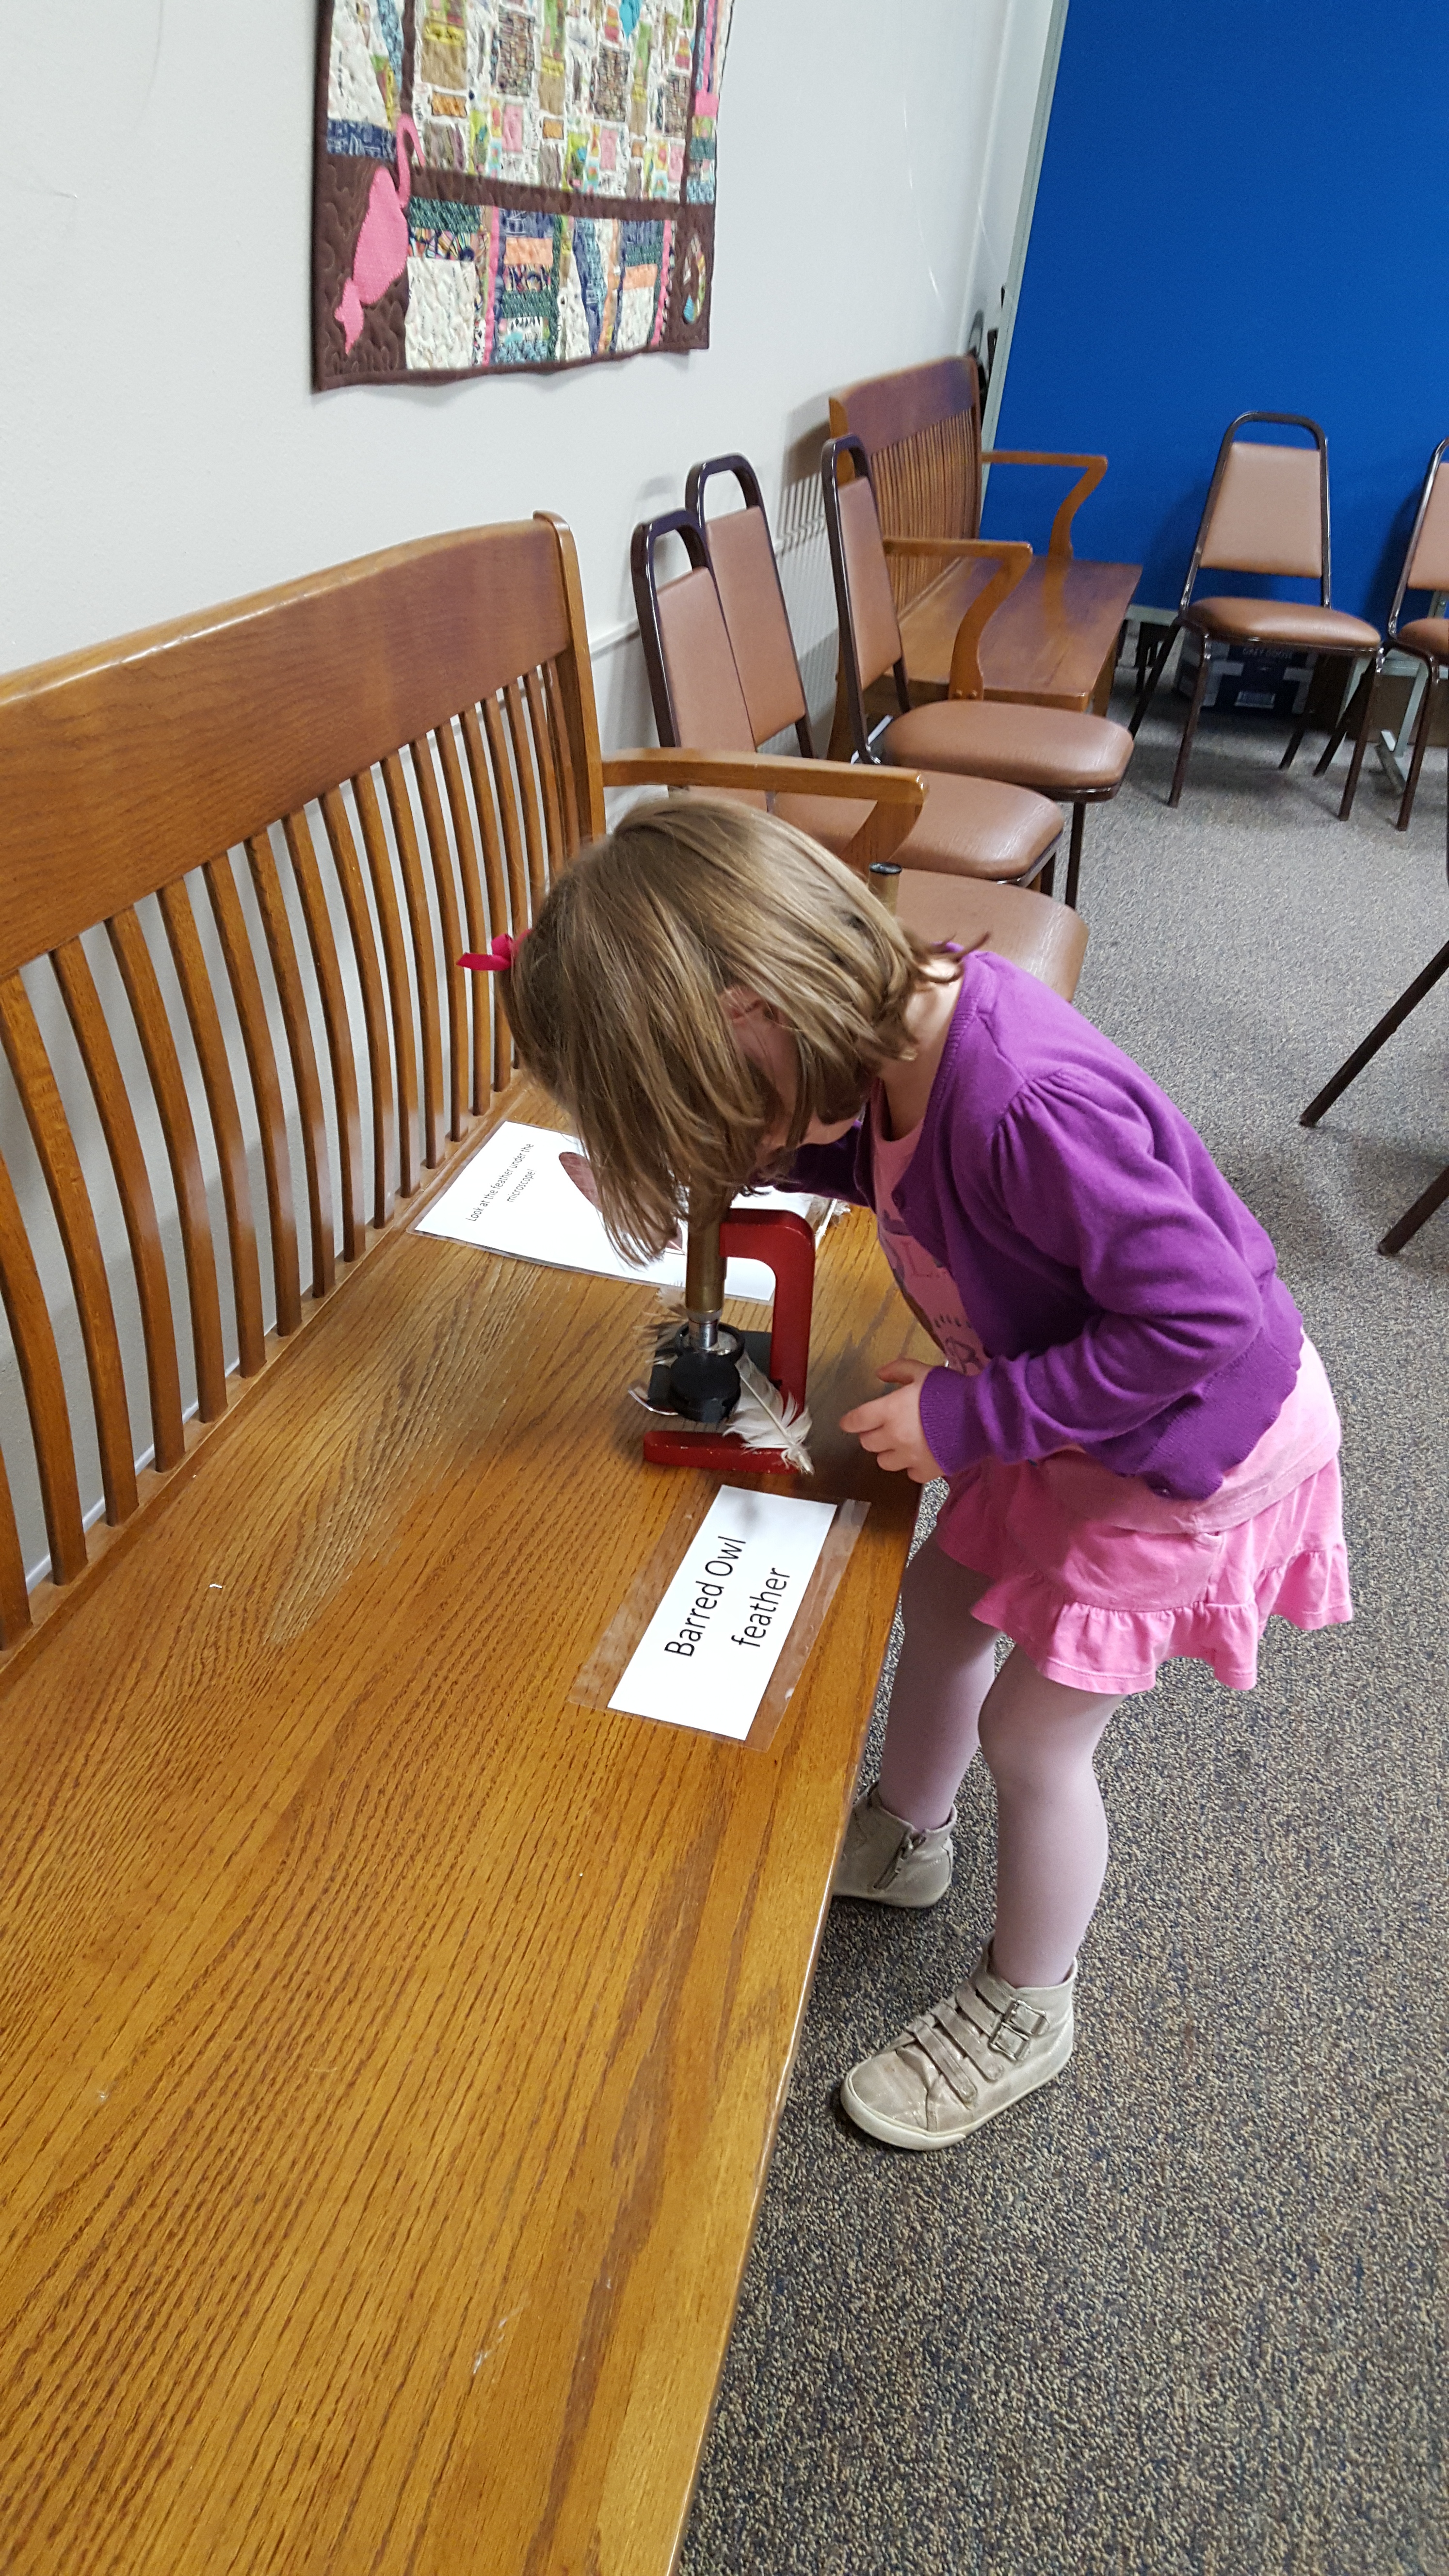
[0,519,945,2574]
[828,354,1141,718]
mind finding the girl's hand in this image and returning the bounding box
[840,1358,941,1482]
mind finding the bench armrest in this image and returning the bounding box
[882,534,1028,564]
[883,538,1032,702]
[980,451,1108,559]
[602,747,928,873]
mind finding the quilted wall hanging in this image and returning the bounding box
[314,0,733,387]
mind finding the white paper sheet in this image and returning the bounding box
[609,1485,838,1739]
[415,1120,823,1305]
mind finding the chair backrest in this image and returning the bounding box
[685,455,813,755]
[1187,414,1330,605]
[0,517,602,1657]
[1392,437,1449,629]
[820,435,908,760]
[629,508,759,759]
[828,356,982,618]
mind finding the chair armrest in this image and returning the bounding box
[601,748,927,872]
[980,451,1108,559]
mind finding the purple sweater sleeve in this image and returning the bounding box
[781,1134,869,1208]
[918,1073,1267,1476]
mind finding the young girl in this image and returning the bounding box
[499,799,1351,2154]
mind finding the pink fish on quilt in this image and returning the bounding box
[335,114,422,355]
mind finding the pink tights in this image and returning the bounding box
[875,1537,1123,1989]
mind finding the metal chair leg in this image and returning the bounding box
[1312,664,1368,776]
[1279,705,1313,770]
[1300,937,1449,1126]
[1064,804,1086,909]
[1396,665,1438,830]
[1380,1159,1449,1255]
[1036,853,1056,901]
[1337,656,1382,820]
[1167,644,1210,806]
[1129,623,1179,737]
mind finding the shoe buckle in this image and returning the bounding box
[987,2000,1047,2059]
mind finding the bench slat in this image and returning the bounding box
[147,886,264,1391]
[504,677,550,924]
[50,938,187,1475]
[320,787,397,1230]
[524,665,567,881]
[247,831,338,1302]
[205,856,305,1337]
[0,1147,85,1589]
[460,703,515,1095]
[484,689,533,942]
[382,752,447,1177]
[283,809,367,1264]
[408,736,472,1146]
[544,657,584,859]
[353,766,422,1203]
[0,972,139,1529]
[432,721,493,1117]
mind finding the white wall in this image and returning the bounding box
[0,0,1052,1585]
[1,0,1050,691]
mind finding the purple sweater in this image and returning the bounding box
[786,952,1303,1501]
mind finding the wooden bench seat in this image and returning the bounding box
[0,519,936,2573]
[896,550,1143,714]
[828,354,1140,719]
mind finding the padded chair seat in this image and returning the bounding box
[776,770,1061,884]
[1395,616,1449,660]
[1183,596,1380,650]
[893,873,1087,1003]
[878,701,1134,797]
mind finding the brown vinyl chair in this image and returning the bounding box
[1129,412,1381,807]
[629,498,1088,999]
[822,435,1134,909]
[1314,435,1449,829]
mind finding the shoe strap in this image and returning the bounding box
[902,1980,1050,2106]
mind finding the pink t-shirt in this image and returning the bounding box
[869,1086,1339,1534]
[871,1094,986,1377]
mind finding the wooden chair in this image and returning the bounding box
[826,353,1141,719]
[1314,434,1449,828]
[0,518,941,2574]
[631,486,1089,1000]
[1129,413,1382,807]
[822,435,1135,910]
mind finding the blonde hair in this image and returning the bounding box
[503,798,954,1262]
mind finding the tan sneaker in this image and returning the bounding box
[839,1946,1075,2149]
[831,1782,955,1908]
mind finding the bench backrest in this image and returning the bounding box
[0,517,603,1667]
[828,355,983,618]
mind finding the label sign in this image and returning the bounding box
[609,1485,838,1739]
[416,1120,821,1304]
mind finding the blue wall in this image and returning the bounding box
[984,2,1449,622]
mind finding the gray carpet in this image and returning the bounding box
[680,693,1449,2576]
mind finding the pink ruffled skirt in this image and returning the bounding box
[934,1359,1353,1696]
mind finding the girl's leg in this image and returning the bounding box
[976,1647,1124,1989]
[875,1539,1002,1831]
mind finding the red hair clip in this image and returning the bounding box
[458,931,525,973]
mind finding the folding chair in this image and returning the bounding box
[1130,412,1381,807]
[1315,435,1449,828]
